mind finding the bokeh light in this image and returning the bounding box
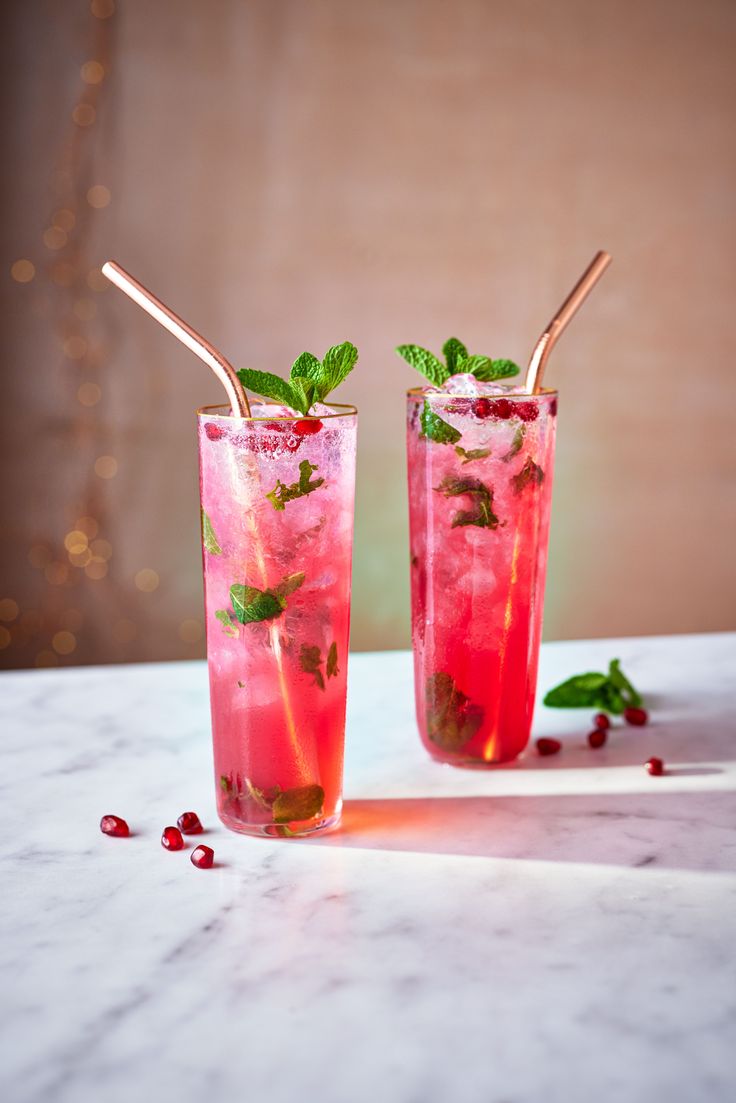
[72,103,96,127]
[78,381,102,407]
[0,627,11,651]
[94,455,118,479]
[80,60,105,84]
[52,630,77,656]
[134,568,159,593]
[179,618,203,643]
[91,0,116,18]
[0,599,19,622]
[11,259,35,283]
[86,184,111,209]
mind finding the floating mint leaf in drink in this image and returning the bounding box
[201,509,222,555]
[299,643,325,690]
[543,659,643,714]
[420,400,462,445]
[425,672,484,751]
[266,460,325,511]
[220,774,232,793]
[397,338,520,384]
[237,341,358,415]
[245,778,277,810]
[442,337,468,375]
[215,609,239,637]
[455,445,491,465]
[272,784,325,824]
[230,584,285,624]
[326,641,339,679]
[502,425,525,463]
[511,456,545,494]
[434,475,501,530]
[274,572,305,599]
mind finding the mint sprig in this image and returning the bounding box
[228,571,305,626]
[237,341,357,416]
[396,337,520,386]
[419,400,461,445]
[543,659,643,714]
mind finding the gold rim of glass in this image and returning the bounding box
[407,386,557,401]
[197,401,358,423]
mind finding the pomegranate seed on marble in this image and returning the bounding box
[294,419,322,436]
[100,815,129,837]
[177,811,203,835]
[161,826,184,851]
[472,398,492,419]
[489,398,513,420]
[624,707,648,726]
[517,402,539,422]
[594,712,610,730]
[191,845,214,869]
[204,423,225,441]
[588,729,607,749]
[536,737,561,756]
[646,757,664,776]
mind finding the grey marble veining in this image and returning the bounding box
[1,633,735,1103]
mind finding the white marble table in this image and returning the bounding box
[1,633,735,1103]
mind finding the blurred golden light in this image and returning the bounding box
[78,381,102,407]
[72,103,97,127]
[91,0,116,17]
[85,560,109,580]
[45,562,70,586]
[60,609,84,632]
[81,60,105,84]
[73,298,97,321]
[86,267,108,291]
[29,544,52,569]
[134,568,159,593]
[69,548,93,567]
[52,630,77,656]
[36,650,59,668]
[0,627,11,650]
[90,538,113,561]
[87,185,111,209]
[75,516,99,539]
[178,618,203,644]
[19,610,42,636]
[11,259,35,283]
[94,455,118,479]
[112,618,137,643]
[50,261,75,287]
[52,208,76,232]
[43,227,68,251]
[0,598,19,622]
[64,335,88,360]
[64,529,89,552]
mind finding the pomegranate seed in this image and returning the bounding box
[191,845,214,869]
[472,398,492,419]
[588,729,607,749]
[204,423,225,441]
[177,811,203,834]
[161,826,184,851]
[517,402,539,422]
[624,707,648,726]
[549,397,558,416]
[489,398,513,420]
[100,814,129,837]
[646,757,664,776]
[263,420,287,432]
[536,737,562,756]
[294,419,322,436]
[594,713,610,730]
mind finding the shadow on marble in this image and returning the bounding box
[312,792,736,873]
[511,734,734,769]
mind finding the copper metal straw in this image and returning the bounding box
[524,250,612,394]
[102,260,251,417]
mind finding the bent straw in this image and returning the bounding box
[525,251,611,394]
[101,261,251,417]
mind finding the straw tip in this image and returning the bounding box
[101,260,117,280]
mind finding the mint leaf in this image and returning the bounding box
[201,509,222,555]
[471,358,521,381]
[274,572,305,599]
[434,475,501,530]
[272,784,325,824]
[501,425,525,463]
[543,671,625,713]
[511,456,544,494]
[442,337,468,374]
[288,376,316,415]
[319,341,358,400]
[290,351,322,383]
[608,659,643,707]
[299,644,325,690]
[220,774,232,793]
[236,368,298,409]
[326,641,339,679]
[419,400,462,445]
[266,460,325,511]
[426,672,484,751]
[245,778,279,810]
[215,609,239,638]
[396,345,449,386]
[455,445,490,465]
[230,584,285,624]
[460,354,493,377]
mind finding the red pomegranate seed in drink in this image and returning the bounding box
[594,712,610,730]
[536,737,562,756]
[263,421,287,432]
[472,398,492,419]
[588,729,607,749]
[177,811,203,834]
[646,757,664,776]
[100,815,129,837]
[517,402,539,422]
[294,419,322,436]
[205,423,225,441]
[624,707,648,726]
[549,397,558,416]
[191,845,214,869]
[489,398,512,420]
[161,826,184,851]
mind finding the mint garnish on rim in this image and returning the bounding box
[396,337,521,387]
[544,659,643,715]
[237,341,358,416]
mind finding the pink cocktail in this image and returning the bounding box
[198,403,357,835]
[407,387,557,765]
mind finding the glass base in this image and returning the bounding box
[217,807,342,839]
[427,750,524,770]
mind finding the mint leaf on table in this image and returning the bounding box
[511,456,544,494]
[266,460,324,511]
[608,658,643,707]
[272,784,325,824]
[502,425,525,463]
[299,644,325,690]
[215,609,239,638]
[326,641,339,679]
[543,659,643,714]
[442,337,469,374]
[455,445,490,465]
[396,345,450,387]
[201,509,222,555]
[426,672,484,751]
[420,400,462,445]
[471,357,521,381]
[230,584,285,624]
[434,475,501,530]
